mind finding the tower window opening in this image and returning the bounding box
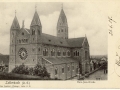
[61,29,63,32]
[38,48,40,51]
[26,39,28,42]
[43,48,48,56]
[62,67,64,73]
[12,33,14,37]
[38,30,40,35]
[60,41,62,44]
[78,52,79,56]
[85,51,87,60]
[51,49,55,56]
[58,30,60,33]
[22,32,24,35]
[76,51,77,56]
[57,50,61,56]
[68,66,70,71]
[67,51,70,56]
[32,29,35,35]
[19,40,21,43]
[55,68,58,75]
[74,52,75,56]
[32,48,35,51]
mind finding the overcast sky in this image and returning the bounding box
[0,2,110,55]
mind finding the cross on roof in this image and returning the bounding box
[35,4,37,11]
[15,10,16,16]
[61,3,63,9]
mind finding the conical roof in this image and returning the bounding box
[57,8,68,25]
[60,9,67,23]
[11,16,20,29]
[30,11,41,26]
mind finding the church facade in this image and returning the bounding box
[9,7,90,80]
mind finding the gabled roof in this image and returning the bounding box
[41,33,69,47]
[20,28,30,34]
[19,28,85,48]
[0,55,9,65]
[57,9,68,26]
[30,11,42,26]
[59,9,67,23]
[67,37,85,47]
[41,33,85,47]
[11,16,20,30]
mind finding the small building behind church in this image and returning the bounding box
[9,6,90,80]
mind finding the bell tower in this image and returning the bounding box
[30,7,42,66]
[57,6,68,39]
[30,9,42,44]
[9,10,20,72]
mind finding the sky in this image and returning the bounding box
[0,2,109,55]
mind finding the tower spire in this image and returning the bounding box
[57,5,68,39]
[11,10,20,30]
[61,3,63,9]
[30,8,41,27]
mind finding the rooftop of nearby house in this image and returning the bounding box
[0,55,9,66]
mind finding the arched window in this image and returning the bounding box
[19,40,21,43]
[32,48,35,51]
[67,51,70,56]
[55,68,58,75]
[76,51,77,56]
[51,49,55,56]
[78,52,79,56]
[43,50,45,56]
[43,48,48,56]
[38,30,40,35]
[72,63,74,71]
[22,32,24,35]
[74,52,76,56]
[45,48,48,56]
[38,48,40,51]
[58,30,60,33]
[12,33,14,38]
[62,67,64,73]
[26,39,28,42]
[57,50,61,56]
[63,51,66,56]
[76,66,78,73]
[61,29,63,32]
[32,29,35,35]
[53,49,55,56]
[51,50,52,56]
[85,51,87,60]
[68,66,70,71]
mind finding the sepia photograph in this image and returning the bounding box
[0,2,108,81]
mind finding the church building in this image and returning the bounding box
[9,6,90,80]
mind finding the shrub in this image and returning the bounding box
[12,64,29,75]
[33,64,50,78]
[11,64,50,79]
